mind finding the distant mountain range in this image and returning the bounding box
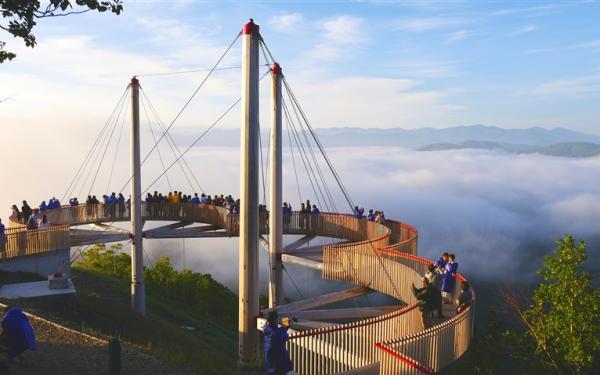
[171,125,600,158]
[418,140,600,158]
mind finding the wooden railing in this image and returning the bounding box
[288,217,472,375]
[383,220,418,255]
[0,225,70,260]
[4,203,472,374]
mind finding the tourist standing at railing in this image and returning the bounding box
[367,209,375,221]
[117,193,126,218]
[38,215,49,230]
[11,205,22,223]
[85,196,94,219]
[435,252,449,274]
[0,219,6,255]
[191,193,200,204]
[39,201,48,212]
[26,211,38,230]
[441,254,458,304]
[425,264,444,318]
[456,281,473,313]
[299,203,306,230]
[107,193,117,219]
[282,202,291,229]
[69,197,79,207]
[412,277,437,329]
[310,205,320,232]
[374,210,385,224]
[21,201,32,226]
[91,195,100,219]
[262,310,293,375]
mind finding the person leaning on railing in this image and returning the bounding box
[411,277,438,329]
[456,281,473,313]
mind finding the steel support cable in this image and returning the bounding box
[83,91,129,198]
[259,38,392,304]
[282,77,356,213]
[141,97,174,191]
[283,99,323,211]
[62,87,129,202]
[283,97,329,212]
[283,91,332,212]
[261,37,338,213]
[282,98,323,210]
[285,117,302,203]
[117,32,241,194]
[282,264,305,300]
[140,69,271,196]
[136,64,271,78]
[136,65,243,78]
[285,87,336,213]
[106,98,130,192]
[78,96,127,198]
[283,82,338,213]
[258,125,268,206]
[140,88,204,194]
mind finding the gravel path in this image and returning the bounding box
[0,310,190,375]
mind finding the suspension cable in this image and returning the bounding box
[141,70,270,195]
[285,114,302,203]
[140,88,205,194]
[62,87,128,202]
[283,76,356,212]
[141,97,173,191]
[117,32,241,195]
[106,96,129,192]
[282,98,322,210]
[85,91,129,198]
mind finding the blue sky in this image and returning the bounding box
[1,0,600,133]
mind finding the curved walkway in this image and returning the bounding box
[4,203,474,374]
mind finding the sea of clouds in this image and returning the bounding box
[3,146,599,297]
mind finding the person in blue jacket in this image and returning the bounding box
[263,310,292,375]
[0,306,36,360]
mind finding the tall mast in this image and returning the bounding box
[130,77,145,316]
[268,63,283,308]
[238,18,260,365]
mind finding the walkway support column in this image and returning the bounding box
[130,77,145,316]
[268,63,283,308]
[239,19,260,366]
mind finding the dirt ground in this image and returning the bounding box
[0,313,191,375]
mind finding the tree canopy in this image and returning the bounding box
[1,0,123,63]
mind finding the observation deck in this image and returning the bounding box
[2,202,474,374]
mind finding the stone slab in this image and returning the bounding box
[0,279,76,299]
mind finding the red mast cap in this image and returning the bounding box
[271,63,282,75]
[242,18,260,35]
[131,76,139,85]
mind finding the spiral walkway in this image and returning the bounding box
[2,203,474,374]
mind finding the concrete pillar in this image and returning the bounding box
[130,77,145,316]
[238,19,260,365]
[268,63,283,308]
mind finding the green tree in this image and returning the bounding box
[79,242,130,278]
[1,0,123,63]
[518,235,600,374]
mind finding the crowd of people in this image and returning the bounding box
[8,193,391,248]
[411,252,473,329]
[353,206,386,223]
